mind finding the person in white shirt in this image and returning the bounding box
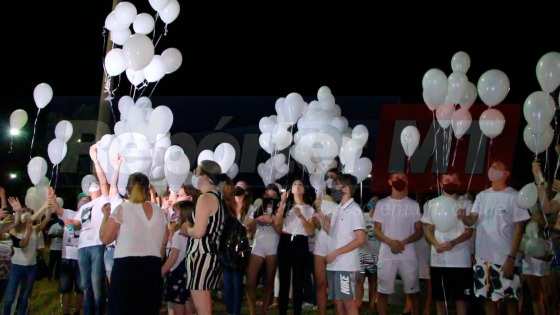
[322,174,366,315]
[373,172,423,315]
[273,179,315,315]
[422,172,474,315]
[459,161,530,315]
[100,172,169,314]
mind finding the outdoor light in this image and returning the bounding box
[9,128,20,136]
[368,174,372,178]
[9,173,17,179]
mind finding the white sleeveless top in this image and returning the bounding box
[111,201,167,259]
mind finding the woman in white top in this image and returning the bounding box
[100,172,168,315]
[273,179,315,315]
[3,197,51,315]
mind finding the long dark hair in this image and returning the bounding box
[285,177,315,216]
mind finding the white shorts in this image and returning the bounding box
[522,257,551,277]
[251,234,279,258]
[377,259,420,295]
[313,231,329,257]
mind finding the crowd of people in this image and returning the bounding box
[0,145,558,315]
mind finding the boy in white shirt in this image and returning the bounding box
[373,172,423,315]
[422,172,474,315]
[459,161,530,315]
[322,174,366,315]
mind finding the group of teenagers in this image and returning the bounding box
[0,143,558,315]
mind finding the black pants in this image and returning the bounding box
[278,233,309,315]
[109,256,162,315]
[48,250,62,280]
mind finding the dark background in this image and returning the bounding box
[1,1,559,206]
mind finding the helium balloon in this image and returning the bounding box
[110,28,131,46]
[133,13,155,35]
[517,183,538,209]
[451,108,472,139]
[523,124,554,155]
[459,81,477,110]
[118,95,134,120]
[114,2,137,26]
[55,120,73,142]
[56,197,64,208]
[148,105,174,135]
[422,68,447,111]
[226,163,239,180]
[81,175,98,194]
[164,145,190,192]
[477,69,510,107]
[451,51,470,73]
[400,126,420,158]
[447,72,468,105]
[436,103,455,129]
[123,34,155,71]
[353,157,373,182]
[105,48,127,76]
[48,139,68,165]
[351,124,369,147]
[125,68,145,86]
[135,96,152,109]
[479,108,505,139]
[161,48,182,74]
[149,0,170,11]
[143,55,166,83]
[523,91,556,133]
[159,0,180,24]
[104,12,129,31]
[33,83,53,109]
[259,116,276,133]
[9,109,28,131]
[197,150,214,165]
[214,143,236,174]
[536,51,560,93]
[27,157,48,185]
[430,195,458,233]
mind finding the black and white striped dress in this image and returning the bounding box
[185,191,225,290]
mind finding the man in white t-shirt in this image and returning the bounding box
[459,161,530,315]
[373,172,422,315]
[323,174,366,315]
[422,172,474,315]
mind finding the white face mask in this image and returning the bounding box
[326,178,334,189]
[191,175,201,190]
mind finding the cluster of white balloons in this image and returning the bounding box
[522,52,560,156]
[104,1,182,85]
[257,154,290,186]
[196,143,238,179]
[47,121,73,166]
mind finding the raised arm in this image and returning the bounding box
[0,186,7,210]
[109,155,124,197]
[273,192,289,234]
[90,145,109,197]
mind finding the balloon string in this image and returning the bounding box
[148,80,161,98]
[9,137,13,154]
[432,112,440,195]
[441,276,449,315]
[446,128,453,169]
[54,165,59,191]
[451,138,459,168]
[485,139,493,188]
[466,133,484,193]
[50,165,56,186]
[152,13,159,39]
[138,82,149,99]
[29,108,41,160]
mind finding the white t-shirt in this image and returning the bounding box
[48,223,64,251]
[248,203,279,246]
[373,196,421,261]
[327,199,366,272]
[74,196,110,249]
[60,209,79,260]
[422,195,473,268]
[282,204,315,236]
[11,230,39,266]
[472,187,531,265]
[169,230,189,272]
[361,211,381,256]
[111,201,167,259]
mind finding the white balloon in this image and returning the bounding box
[451,108,472,139]
[118,95,134,120]
[114,121,128,135]
[259,133,274,154]
[56,197,64,208]
[143,55,166,83]
[149,0,170,11]
[430,196,459,233]
[25,187,47,211]
[123,34,155,71]
[104,12,129,31]
[447,72,468,105]
[110,28,131,46]
[259,116,276,133]
[479,108,505,139]
[33,83,53,109]
[151,178,168,197]
[351,124,369,147]
[159,0,180,24]
[281,92,306,125]
[536,51,560,93]
[161,48,182,74]
[523,91,556,133]
[114,1,137,26]
[149,105,174,135]
[517,183,538,209]
[523,124,554,155]
[451,51,470,73]
[105,48,127,76]
[164,145,190,192]
[125,68,145,86]
[55,120,73,142]
[330,116,348,133]
[133,13,155,35]
[477,69,510,107]
[310,173,326,193]
[422,69,447,110]
[272,127,292,151]
[27,157,48,185]
[214,143,236,174]
[135,96,152,109]
[110,132,152,174]
[9,109,28,130]
[81,174,98,194]
[48,139,68,165]
[436,103,455,129]
[226,163,239,180]
[197,150,214,165]
[353,157,373,182]
[459,81,477,110]
[400,126,420,158]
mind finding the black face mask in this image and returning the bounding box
[391,179,407,192]
[234,187,246,196]
[331,189,343,203]
[442,183,460,195]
